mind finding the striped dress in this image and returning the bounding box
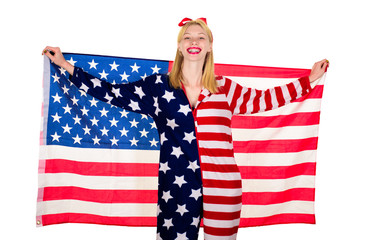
[69,67,311,240]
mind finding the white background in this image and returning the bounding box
[1,0,389,239]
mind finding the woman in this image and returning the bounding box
[43,18,328,240]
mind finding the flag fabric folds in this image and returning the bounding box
[36,53,325,228]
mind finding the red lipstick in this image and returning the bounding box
[187,47,201,54]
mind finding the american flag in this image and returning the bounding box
[36,53,325,228]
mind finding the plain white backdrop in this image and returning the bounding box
[1,0,389,239]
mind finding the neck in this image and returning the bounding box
[182,60,203,87]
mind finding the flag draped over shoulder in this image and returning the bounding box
[36,53,325,228]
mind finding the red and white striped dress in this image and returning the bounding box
[192,75,312,240]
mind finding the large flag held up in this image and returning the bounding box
[37,53,325,228]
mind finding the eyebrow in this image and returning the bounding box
[183,32,206,35]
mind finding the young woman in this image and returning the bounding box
[43,18,328,240]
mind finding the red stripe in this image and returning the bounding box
[232,111,321,128]
[239,213,315,227]
[233,137,318,153]
[196,132,231,142]
[252,90,261,113]
[42,187,157,203]
[239,88,251,113]
[203,210,241,220]
[298,76,312,95]
[230,83,243,112]
[242,188,315,205]
[204,225,239,236]
[293,84,323,101]
[199,147,235,157]
[203,179,242,188]
[41,213,156,227]
[201,163,240,173]
[168,61,311,78]
[197,116,231,127]
[203,195,242,205]
[264,89,272,111]
[214,63,311,78]
[239,162,316,179]
[44,159,158,176]
[198,101,229,110]
[287,81,298,100]
[275,86,285,107]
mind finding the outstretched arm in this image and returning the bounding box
[225,59,328,115]
[42,46,156,116]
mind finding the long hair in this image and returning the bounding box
[169,19,217,93]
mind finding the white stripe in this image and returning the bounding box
[226,76,324,90]
[40,116,44,131]
[203,187,242,197]
[37,200,156,217]
[196,125,231,135]
[206,93,228,102]
[269,87,279,110]
[259,93,266,112]
[228,76,298,89]
[242,175,315,192]
[197,108,232,118]
[226,77,237,105]
[39,145,159,163]
[202,171,242,181]
[38,173,158,190]
[42,57,51,144]
[241,89,255,114]
[204,233,237,240]
[232,125,319,141]
[280,84,291,105]
[241,200,314,218]
[203,218,240,228]
[203,203,242,212]
[216,77,226,89]
[198,140,233,149]
[234,150,317,166]
[201,156,237,165]
[293,80,303,98]
[233,87,247,114]
[247,98,322,117]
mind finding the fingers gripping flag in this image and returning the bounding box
[37,53,325,228]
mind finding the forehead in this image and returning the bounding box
[183,24,207,35]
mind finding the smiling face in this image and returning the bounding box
[178,24,213,63]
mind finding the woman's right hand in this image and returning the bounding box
[42,46,74,75]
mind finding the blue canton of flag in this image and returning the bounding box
[45,53,170,149]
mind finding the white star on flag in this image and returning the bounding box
[159,162,171,174]
[189,189,202,201]
[171,146,184,159]
[162,90,175,102]
[178,104,192,116]
[176,204,189,216]
[130,63,140,72]
[183,132,196,144]
[161,191,173,203]
[173,175,187,188]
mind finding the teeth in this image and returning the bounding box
[188,48,200,53]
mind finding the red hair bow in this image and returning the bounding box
[178,17,207,27]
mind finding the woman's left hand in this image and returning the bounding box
[309,59,329,82]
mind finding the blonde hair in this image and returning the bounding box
[169,19,217,93]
